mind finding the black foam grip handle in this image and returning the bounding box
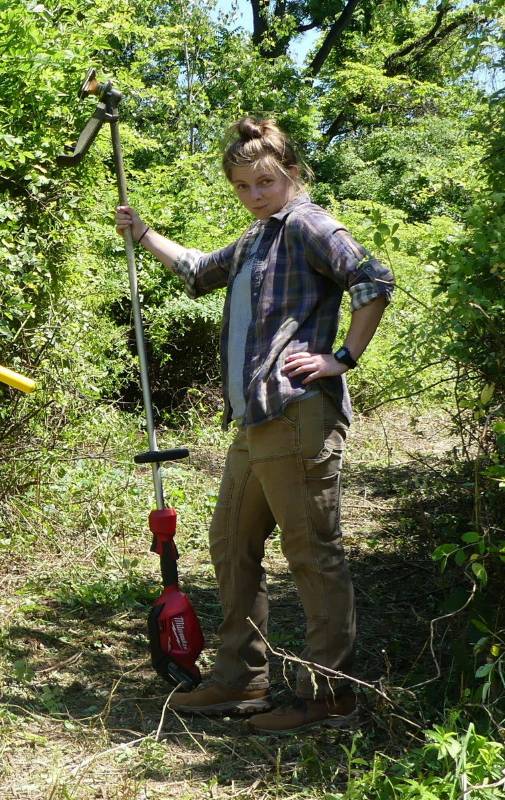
[134,448,189,464]
[161,541,179,587]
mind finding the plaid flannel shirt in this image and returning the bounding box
[172,195,394,429]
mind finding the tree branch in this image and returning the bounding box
[309,0,363,76]
[250,0,269,47]
[362,374,459,414]
[250,0,295,57]
[297,20,319,33]
[323,103,360,141]
[385,8,482,76]
[384,1,452,73]
[322,6,486,140]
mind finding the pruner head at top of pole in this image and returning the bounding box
[78,68,122,106]
[57,68,122,167]
[78,68,114,102]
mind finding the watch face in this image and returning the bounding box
[334,347,356,367]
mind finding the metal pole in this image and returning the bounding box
[110,119,165,510]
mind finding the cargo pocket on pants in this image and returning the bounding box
[303,446,344,541]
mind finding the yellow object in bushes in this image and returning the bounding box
[0,365,36,393]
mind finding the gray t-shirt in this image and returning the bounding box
[228,223,265,420]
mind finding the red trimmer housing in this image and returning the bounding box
[147,508,204,688]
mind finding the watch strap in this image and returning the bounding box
[334,346,358,369]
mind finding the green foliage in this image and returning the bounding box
[317,114,485,222]
[425,97,505,716]
[0,0,101,343]
[324,723,505,800]
[432,96,505,397]
[1,0,499,425]
[328,200,457,410]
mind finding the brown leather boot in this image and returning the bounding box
[168,682,272,715]
[247,690,358,733]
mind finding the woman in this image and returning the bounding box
[115,118,394,733]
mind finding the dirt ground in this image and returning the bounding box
[0,409,466,800]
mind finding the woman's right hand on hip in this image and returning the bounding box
[115,205,146,241]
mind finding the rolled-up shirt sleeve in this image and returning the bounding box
[348,261,393,311]
[293,210,395,310]
[173,240,238,299]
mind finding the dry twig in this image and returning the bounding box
[246,616,393,705]
[460,770,505,798]
[408,575,477,689]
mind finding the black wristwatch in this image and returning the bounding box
[334,346,358,369]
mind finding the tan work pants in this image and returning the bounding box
[209,391,355,699]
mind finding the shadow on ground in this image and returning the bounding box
[1,451,476,793]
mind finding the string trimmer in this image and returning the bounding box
[58,69,204,689]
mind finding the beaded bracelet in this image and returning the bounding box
[137,226,150,244]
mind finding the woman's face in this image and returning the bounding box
[230,163,298,219]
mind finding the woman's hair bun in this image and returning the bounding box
[237,117,263,141]
[222,115,312,187]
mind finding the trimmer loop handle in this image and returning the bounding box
[134,448,189,464]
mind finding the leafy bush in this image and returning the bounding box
[332,723,505,800]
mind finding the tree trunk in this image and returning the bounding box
[309,0,362,76]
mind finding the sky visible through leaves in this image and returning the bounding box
[213,0,321,64]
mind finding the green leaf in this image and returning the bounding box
[432,543,458,560]
[475,662,493,678]
[13,659,35,682]
[483,465,505,480]
[481,681,491,702]
[472,562,488,585]
[480,383,495,406]
[461,531,481,543]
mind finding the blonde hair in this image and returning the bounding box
[222,117,310,190]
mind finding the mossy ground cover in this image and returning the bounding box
[4,407,502,800]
